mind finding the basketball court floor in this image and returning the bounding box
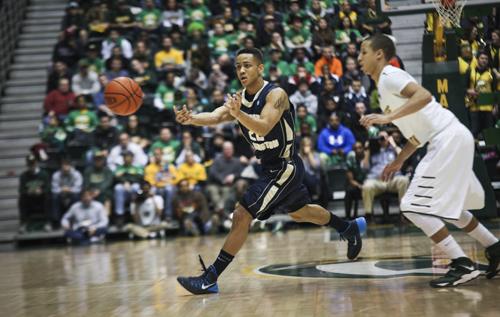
[1,222,499,317]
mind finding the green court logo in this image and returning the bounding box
[257,256,488,279]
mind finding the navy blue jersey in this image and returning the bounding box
[238,82,296,168]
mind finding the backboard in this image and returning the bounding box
[377,0,497,16]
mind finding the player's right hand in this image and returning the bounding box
[174,104,193,125]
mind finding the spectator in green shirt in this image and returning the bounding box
[113,151,144,220]
[81,43,105,75]
[149,127,181,164]
[137,0,162,33]
[84,151,114,214]
[65,95,98,146]
[285,15,312,50]
[154,71,180,111]
[209,22,237,59]
[41,114,67,151]
[345,141,368,219]
[295,104,318,135]
[185,0,211,23]
[264,49,291,78]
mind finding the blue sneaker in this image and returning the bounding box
[177,255,219,295]
[340,217,366,260]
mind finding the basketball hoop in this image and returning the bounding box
[431,0,467,28]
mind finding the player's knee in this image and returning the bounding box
[445,210,473,229]
[232,208,253,229]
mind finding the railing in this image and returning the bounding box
[0,0,29,96]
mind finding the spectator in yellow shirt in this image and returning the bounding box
[154,36,185,72]
[176,150,207,190]
[144,148,177,220]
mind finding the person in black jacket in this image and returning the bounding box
[18,155,51,233]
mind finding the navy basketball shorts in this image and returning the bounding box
[239,157,311,220]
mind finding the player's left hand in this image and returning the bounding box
[360,114,392,127]
[225,93,242,118]
[381,160,403,182]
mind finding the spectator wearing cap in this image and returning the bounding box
[83,151,113,215]
[62,2,85,33]
[71,60,100,96]
[61,190,108,244]
[101,29,133,61]
[108,132,148,171]
[52,28,82,70]
[285,14,312,51]
[317,113,355,168]
[315,45,343,78]
[154,36,185,72]
[80,44,105,74]
[290,79,318,116]
[51,158,83,228]
[173,178,211,236]
[113,151,144,222]
[257,15,281,48]
[18,155,51,233]
[44,78,76,120]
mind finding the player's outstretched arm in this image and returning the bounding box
[225,88,288,137]
[360,82,432,127]
[174,104,234,126]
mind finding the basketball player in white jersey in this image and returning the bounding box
[358,34,500,287]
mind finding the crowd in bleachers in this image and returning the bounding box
[16,0,499,244]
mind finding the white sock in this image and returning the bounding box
[436,235,466,259]
[468,224,499,248]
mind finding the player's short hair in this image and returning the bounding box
[236,47,264,65]
[367,34,396,61]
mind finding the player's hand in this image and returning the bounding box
[174,105,193,125]
[225,93,242,118]
[360,114,392,127]
[381,160,403,182]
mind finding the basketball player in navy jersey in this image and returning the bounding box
[174,48,366,295]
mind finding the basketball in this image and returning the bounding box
[104,77,144,116]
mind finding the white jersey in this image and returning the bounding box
[378,65,456,147]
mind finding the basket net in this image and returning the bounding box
[431,0,467,28]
